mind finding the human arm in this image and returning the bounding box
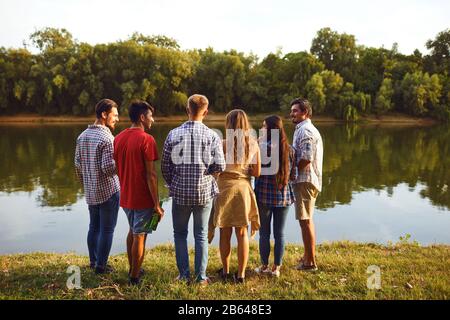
[145,160,164,218]
[100,140,117,177]
[74,142,83,182]
[161,133,174,186]
[206,134,226,175]
[296,131,313,172]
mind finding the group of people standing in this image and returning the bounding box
[75,94,323,286]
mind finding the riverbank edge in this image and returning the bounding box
[0,113,439,125]
[0,241,448,300]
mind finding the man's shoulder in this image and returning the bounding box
[143,132,156,144]
[169,122,188,134]
[76,129,87,141]
[207,127,221,142]
[77,126,109,142]
[169,122,212,135]
[299,121,319,135]
[113,129,127,144]
[307,121,322,138]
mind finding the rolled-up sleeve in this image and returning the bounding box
[298,130,314,163]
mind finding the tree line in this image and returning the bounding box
[0,27,449,121]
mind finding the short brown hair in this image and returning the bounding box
[290,98,313,117]
[187,94,209,116]
[95,99,118,119]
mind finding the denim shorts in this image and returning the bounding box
[123,208,154,235]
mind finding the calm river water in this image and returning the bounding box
[0,121,449,254]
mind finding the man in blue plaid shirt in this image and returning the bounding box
[161,94,225,285]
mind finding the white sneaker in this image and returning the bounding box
[254,265,271,275]
[271,266,281,278]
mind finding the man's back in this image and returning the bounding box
[114,128,159,210]
[161,121,225,206]
[75,125,119,205]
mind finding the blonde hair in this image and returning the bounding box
[187,94,208,116]
[225,109,253,165]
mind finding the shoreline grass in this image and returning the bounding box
[1,241,448,300]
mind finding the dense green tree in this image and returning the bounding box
[424,29,449,75]
[29,27,75,52]
[128,32,180,49]
[354,47,390,96]
[311,27,358,83]
[187,48,247,113]
[374,78,394,115]
[401,72,442,116]
[305,73,326,114]
[279,51,324,97]
[318,70,344,114]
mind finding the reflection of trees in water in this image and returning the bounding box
[314,124,450,210]
[0,125,84,206]
[0,124,173,207]
[0,123,448,210]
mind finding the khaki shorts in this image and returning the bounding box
[293,182,319,220]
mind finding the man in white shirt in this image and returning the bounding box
[290,98,323,272]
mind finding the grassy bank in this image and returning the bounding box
[0,113,438,125]
[0,241,449,300]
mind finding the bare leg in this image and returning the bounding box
[126,229,133,269]
[235,226,249,278]
[219,227,233,274]
[140,234,147,269]
[300,219,316,266]
[130,234,146,278]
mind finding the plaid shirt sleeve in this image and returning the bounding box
[100,139,117,177]
[74,140,82,182]
[161,131,174,185]
[206,132,226,175]
[298,129,314,163]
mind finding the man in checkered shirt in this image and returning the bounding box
[290,98,323,272]
[161,94,225,286]
[75,99,120,275]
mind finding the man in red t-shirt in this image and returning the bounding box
[114,100,164,285]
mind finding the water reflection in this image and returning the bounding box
[0,122,448,210]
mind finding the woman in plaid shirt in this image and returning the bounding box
[254,115,295,278]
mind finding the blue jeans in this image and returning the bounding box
[87,192,119,268]
[258,202,289,266]
[172,200,213,281]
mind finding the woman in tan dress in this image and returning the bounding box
[211,109,261,283]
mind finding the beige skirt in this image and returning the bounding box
[208,171,260,242]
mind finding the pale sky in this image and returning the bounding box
[0,0,448,58]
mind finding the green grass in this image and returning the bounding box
[0,241,449,300]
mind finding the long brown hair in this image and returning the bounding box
[225,109,252,165]
[264,115,291,187]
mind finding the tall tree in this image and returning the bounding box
[311,27,358,83]
[425,29,450,75]
[374,78,394,115]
